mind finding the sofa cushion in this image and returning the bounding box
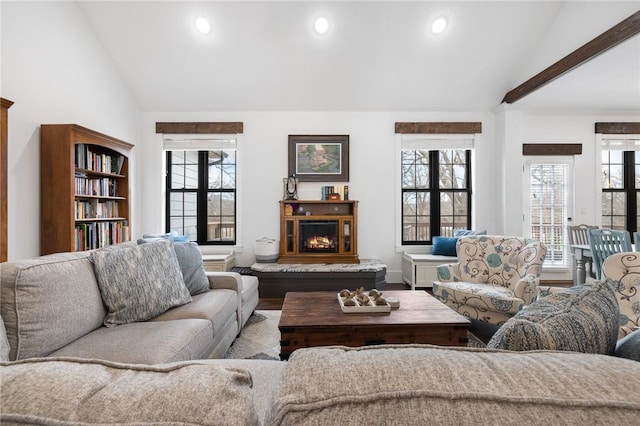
[267,345,640,425]
[432,236,458,256]
[92,239,192,327]
[487,279,619,355]
[139,239,210,296]
[49,319,213,364]
[213,359,286,424]
[0,357,258,425]
[0,251,106,360]
[153,288,238,335]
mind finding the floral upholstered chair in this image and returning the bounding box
[432,236,547,327]
[602,252,640,339]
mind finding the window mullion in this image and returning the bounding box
[465,150,472,227]
[165,151,172,235]
[625,151,637,232]
[197,151,208,243]
[430,150,440,239]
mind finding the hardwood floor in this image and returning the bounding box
[256,282,414,310]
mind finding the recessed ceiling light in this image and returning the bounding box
[431,16,448,34]
[194,16,211,35]
[314,16,330,35]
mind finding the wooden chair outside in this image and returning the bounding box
[588,228,633,279]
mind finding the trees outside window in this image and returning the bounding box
[525,160,572,267]
[166,149,236,245]
[601,149,639,234]
[401,149,471,244]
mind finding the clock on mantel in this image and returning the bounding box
[283,174,298,200]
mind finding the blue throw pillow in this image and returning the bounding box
[616,329,640,361]
[453,229,487,237]
[432,237,458,256]
[142,231,190,242]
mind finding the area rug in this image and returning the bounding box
[224,310,282,361]
[224,310,486,361]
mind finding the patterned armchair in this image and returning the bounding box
[602,252,640,339]
[432,236,547,326]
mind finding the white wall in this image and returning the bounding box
[2,1,141,260]
[142,111,497,282]
[3,2,638,285]
[496,109,640,281]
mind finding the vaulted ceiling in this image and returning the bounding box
[77,1,640,113]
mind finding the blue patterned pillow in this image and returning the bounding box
[92,239,192,327]
[616,328,640,361]
[432,237,458,256]
[453,229,487,237]
[487,279,619,355]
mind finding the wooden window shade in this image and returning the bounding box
[595,122,640,134]
[395,122,482,134]
[156,122,243,134]
[522,144,582,156]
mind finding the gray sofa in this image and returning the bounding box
[2,242,639,425]
[1,344,640,425]
[0,239,259,364]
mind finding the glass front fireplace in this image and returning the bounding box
[278,200,359,263]
[299,220,339,253]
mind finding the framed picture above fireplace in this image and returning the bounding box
[288,135,349,182]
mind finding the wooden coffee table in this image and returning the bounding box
[278,290,471,360]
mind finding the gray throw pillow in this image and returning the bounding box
[171,242,210,295]
[138,240,209,296]
[92,239,192,327]
[487,279,619,355]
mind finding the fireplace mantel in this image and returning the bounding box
[278,200,359,264]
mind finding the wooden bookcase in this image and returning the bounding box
[40,124,133,255]
[278,200,359,264]
[1,98,13,262]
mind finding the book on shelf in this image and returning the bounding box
[320,185,349,200]
[74,143,125,175]
[75,176,119,197]
[74,220,129,251]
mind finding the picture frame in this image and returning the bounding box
[288,135,349,182]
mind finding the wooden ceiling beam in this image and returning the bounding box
[502,11,640,104]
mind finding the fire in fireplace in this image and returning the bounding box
[299,220,339,253]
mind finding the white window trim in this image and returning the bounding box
[161,133,243,253]
[523,156,573,271]
[395,133,476,252]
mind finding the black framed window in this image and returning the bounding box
[601,149,639,234]
[401,149,471,244]
[166,150,236,245]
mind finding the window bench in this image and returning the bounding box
[202,253,235,272]
[402,252,457,290]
